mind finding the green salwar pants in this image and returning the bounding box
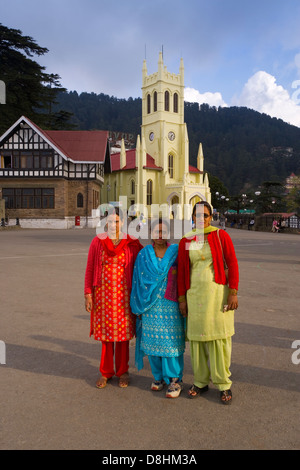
[190,337,232,391]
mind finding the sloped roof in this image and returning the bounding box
[111,151,202,173]
[0,116,109,164]
[262,212,297,218]
[111,149,162,171]
[189,165,202,173]
[44,130,109,163]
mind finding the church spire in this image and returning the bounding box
[158,51,164,79]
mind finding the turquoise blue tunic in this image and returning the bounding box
[130,244,185,364]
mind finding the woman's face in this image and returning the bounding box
[107,213,123,239]
[193,205,212,230]
[152,223,168,245]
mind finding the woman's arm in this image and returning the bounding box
[219,231,239,310]
[84,238,98,312]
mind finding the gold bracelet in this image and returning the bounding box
[85,293,92,297]
[229,289,238,296]
[178,295,186,302]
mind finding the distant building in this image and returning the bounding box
[0,116,110,228]
[103,52,211,218]
[285,172,300,192]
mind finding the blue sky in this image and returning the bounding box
[1,0,300,126]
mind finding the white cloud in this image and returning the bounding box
[233,71,300,127]
[184,87,228,108]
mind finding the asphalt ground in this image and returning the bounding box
[0,223,299,452]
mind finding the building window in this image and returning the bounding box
[147,94,151,114]
[1,152,12,168]
[3,188,54,209]
[154,91,157,112]
[147,179,153,205]
[130,179,135,195]
[173,93,178,113]
[168,154,174,178]
[92,190,99,209]
[11,151,54,169]
[165,91,170,111]
[77,193,84,208]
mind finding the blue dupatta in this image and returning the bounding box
[130,243,178,315]
[130,244,179,370]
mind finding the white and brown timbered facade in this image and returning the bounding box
[0,116,111,228]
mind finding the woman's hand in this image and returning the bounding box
[179,300,188,317]
[227,294,238,311]
[85,294,93,313]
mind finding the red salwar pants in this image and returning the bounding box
[100,341,129,378]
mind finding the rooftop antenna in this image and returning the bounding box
[162,45,164,60]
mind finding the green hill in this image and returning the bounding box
[54,91,300,194]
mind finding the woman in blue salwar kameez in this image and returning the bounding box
[130,219,185,398]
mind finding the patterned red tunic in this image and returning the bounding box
[92,249,135,342]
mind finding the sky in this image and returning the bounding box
[1,0,300,127]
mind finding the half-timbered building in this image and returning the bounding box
[0,116,111,228]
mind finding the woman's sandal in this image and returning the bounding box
[96,376,109,389]
[220,389,232,405]
[119,373,129,388]
[188,384,209,398]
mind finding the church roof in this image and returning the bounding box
[111,149,162,171]
[189,165,202,173]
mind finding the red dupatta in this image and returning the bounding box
[98,232,131,257]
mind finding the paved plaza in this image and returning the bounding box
[0,224,299,450]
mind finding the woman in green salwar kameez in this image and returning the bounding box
[178,201,239,404]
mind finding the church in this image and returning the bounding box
[105,52,211,219]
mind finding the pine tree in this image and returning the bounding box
[0,23,72,133]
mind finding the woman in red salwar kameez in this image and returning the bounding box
[84,207,143,389]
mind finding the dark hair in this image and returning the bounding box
[151,217,170,232]
[192,201,212,217]
[106,205,124,221]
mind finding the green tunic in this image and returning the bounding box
[187,240,235,342]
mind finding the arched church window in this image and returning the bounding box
[154,91,157,112]
[164,91,170,111]
[168,154,174,178]
[130,179,135,195]
[147,179,153,205]
[77,193,84,208]
[147,94,151,114]
[173,93,178,113]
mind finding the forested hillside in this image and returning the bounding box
[54,91,300,194]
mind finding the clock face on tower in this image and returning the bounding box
[149,132,154,141]
[168,131,175,141]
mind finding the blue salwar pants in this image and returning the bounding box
[148,354,184,384]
